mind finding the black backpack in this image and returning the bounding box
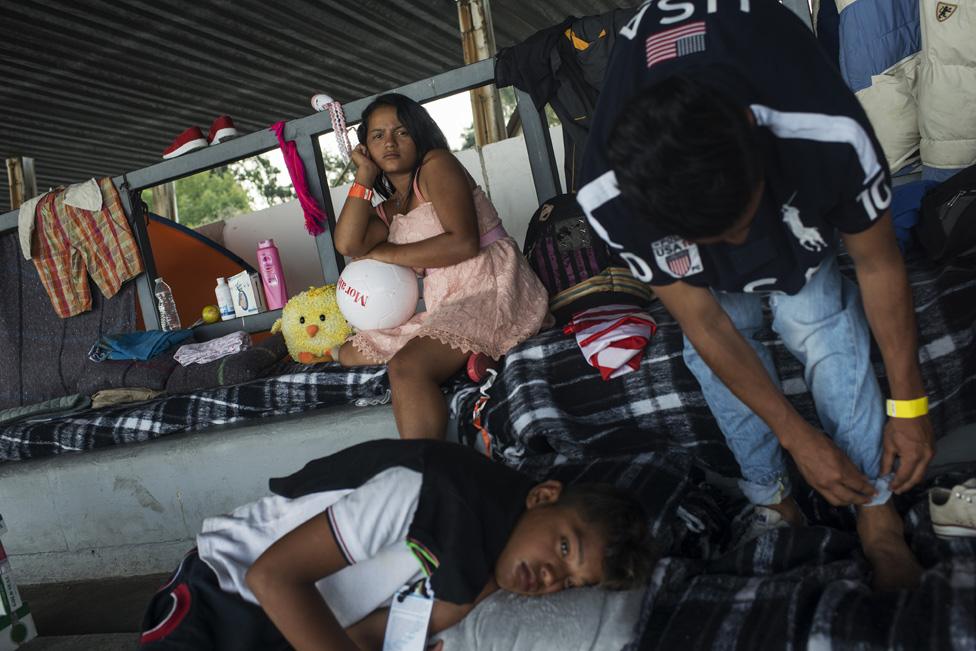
[917,164,976,262]
[523,193,653,324]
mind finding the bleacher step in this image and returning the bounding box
[20,634,138,650]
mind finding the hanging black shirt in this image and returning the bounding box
[577,0,892,295]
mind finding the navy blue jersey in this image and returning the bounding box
[578,0,892,294]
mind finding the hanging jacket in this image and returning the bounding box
[827,0,976,173]
[495,9,635,191]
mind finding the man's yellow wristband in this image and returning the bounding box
[886,397,929,418]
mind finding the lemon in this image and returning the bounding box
[202,304,221,324]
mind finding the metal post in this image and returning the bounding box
[458,0,505,146]
[515,89,561,202]
[151,182,179,222]
[6,157,37,209]
[117,180,162,331]
[294,133,345,284]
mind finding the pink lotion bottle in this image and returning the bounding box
[257,239,288,310]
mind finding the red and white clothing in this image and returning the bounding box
[30,177,143,318]
[563,305,656,380]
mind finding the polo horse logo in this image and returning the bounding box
[781,192,827,252]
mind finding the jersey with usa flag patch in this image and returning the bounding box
[577,0,892,296]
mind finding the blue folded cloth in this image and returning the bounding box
[88,330,194,362]
[891,180,938,254]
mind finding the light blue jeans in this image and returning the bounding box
[683,256,892,506]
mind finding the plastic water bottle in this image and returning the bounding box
[154,277,181,331]
[257,239,288,310]
[214,277,235,321]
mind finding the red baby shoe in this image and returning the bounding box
[162,126,208,159]
[208,115,238,145]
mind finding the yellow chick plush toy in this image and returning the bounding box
[271,285,352,364]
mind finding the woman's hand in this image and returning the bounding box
[351,144,379,186]
[334,144,389,257]
[357,241,396,264]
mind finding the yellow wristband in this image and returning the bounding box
[886,397,928,418]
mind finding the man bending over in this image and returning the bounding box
[578,0,933,590]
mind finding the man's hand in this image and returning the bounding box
[785,426,877,506]
[882,416,935,494]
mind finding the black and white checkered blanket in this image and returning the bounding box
[520,450,976,650]
[455,255,976,478]
[632,466,976,651]
[453,254,976,650]
[0,363,393,463]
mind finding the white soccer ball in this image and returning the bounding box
[336,260,419,330]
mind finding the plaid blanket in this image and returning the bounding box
[456,254,976,478]
[526,450,976,650]
[632,465,976,651]
[453,254,976,650]
[0,362,393,463]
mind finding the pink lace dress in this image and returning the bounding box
[350,178,548,363]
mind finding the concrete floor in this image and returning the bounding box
[20,634,138,650]
[16,573,166,650]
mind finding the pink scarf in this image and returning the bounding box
[270,121,328,236]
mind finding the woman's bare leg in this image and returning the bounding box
[387,337,469,440]
[336,341,381,367]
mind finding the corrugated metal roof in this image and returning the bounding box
[0,0,632,208]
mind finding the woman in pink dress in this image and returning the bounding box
[333,93,549,440]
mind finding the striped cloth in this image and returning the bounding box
[563,304,656,380]
[174,331,251,366]
[31,177,143,318]
[547,266,654,325]
[644,20,707,68]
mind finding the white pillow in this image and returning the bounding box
[434,587,644,651]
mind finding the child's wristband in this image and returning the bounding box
[886,397,928,418]
[348,182,374,202]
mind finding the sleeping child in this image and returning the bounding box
[138,439,656,650]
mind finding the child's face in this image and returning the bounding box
[494,481,606,596]
[364,105,418,175]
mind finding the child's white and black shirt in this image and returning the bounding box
[197,439,535,627]
[198,466,424,628]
